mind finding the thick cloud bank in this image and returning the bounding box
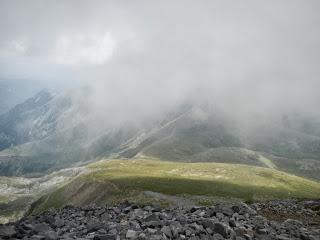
[1,0,320,122]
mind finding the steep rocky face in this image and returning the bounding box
[0,200,319,240]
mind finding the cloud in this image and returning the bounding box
[0,37,28,57]
[54,32,116,66]
[0,0,320,122]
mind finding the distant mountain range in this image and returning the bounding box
[0,89,320,179]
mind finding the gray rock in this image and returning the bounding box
[145,213,159,222]
[276,234,291,240]
[256,228,268,234]
[94,234,117,240]
[145,220,164,228]
[0,225,16,238]
[243,234,253,240]
[122,206,132,214]
[147,228,158,234]
[126,229,138,239]
[33,223,52,233]
[149,235,163,240]
[216,212,224,220]
[87,220,105,232]
[161,226,172,238]
[54,218,65,228]
[199,219,215,229]
[222,207,234,216]
[229,219,237,228]
[213,222,230,238]
[139,232,147,239]
[29,235,46,240]
[213,233,224,240]
[43,230,58,240]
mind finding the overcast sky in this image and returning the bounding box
[1,0,320,120]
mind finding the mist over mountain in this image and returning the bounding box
[0,0,320,175]
[1,1,320,231]
[0,1,320,179]
[0,88,319,181]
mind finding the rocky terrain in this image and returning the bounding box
[252,200,320,228]
[0,200,319,240]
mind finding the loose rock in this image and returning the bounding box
[0,200,319,239]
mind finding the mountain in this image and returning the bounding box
[0,89,56,150]
[0,79,43,115]
[0,90,134,176]
[0,90,320,180]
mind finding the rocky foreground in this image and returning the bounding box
[0,200,319,240]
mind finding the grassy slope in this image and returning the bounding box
[31,159,320,214]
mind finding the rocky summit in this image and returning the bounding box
[0,200,319,240]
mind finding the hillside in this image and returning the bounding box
[1,90,320,181]
[0,90,142,176]
[0,167,84,223]
[30,159,320,214]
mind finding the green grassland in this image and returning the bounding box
[31,159,320,214]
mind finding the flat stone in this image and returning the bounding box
[54,218,65,228]
[161,225,172,238]
[33,223,52,233]
[43,230,58,240]
[257,228,268,234]
[126,229,138,239]
[145,213,159,222]
[147,228,158,234]
[94,234,117,240]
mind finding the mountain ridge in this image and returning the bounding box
[0,90,320,180]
